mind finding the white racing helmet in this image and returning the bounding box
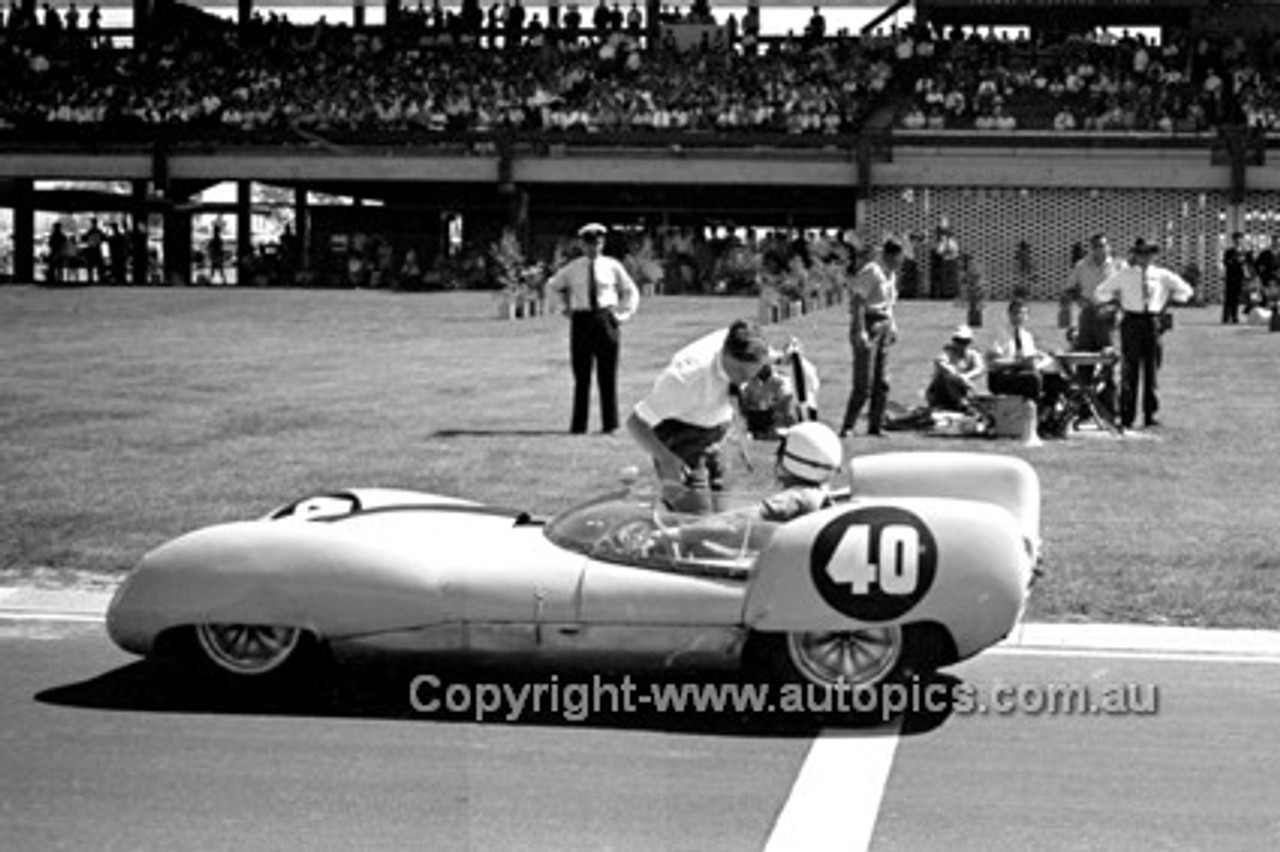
[778,422,843,485]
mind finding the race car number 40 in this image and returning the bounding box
[810,506,938,622]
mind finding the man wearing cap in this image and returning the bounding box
[626,319,772,499]
[926,324,985,412]
[840,237,904,438]
[551,223,640,435]
[1095,238,1194,429]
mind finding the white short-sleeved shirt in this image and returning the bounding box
[550,255,639,320]
[1095,264,1194,313]
[632,329,734,428]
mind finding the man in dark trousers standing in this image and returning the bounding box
[1221,231,1252,324]
[1095,238,1194,430]
[551,223,640,434]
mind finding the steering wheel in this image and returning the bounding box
[602,518,682,561]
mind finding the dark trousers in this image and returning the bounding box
[1222,279,1243,324]
[1119,313,1161,427]
[570,309,620,433]
[988,366,1068,429]
[842,317,891,434]
[653,419,729,512]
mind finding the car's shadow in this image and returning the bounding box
[37,654,959,738]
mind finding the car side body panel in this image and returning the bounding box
[107,508,587,655]
[744,497,1030,660]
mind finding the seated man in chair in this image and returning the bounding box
[986,300,1069,439]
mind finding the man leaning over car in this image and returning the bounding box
[626,319,772,508]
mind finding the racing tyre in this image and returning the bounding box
[159,624,331,693]
[774,626,905,690]
[745,626,908,719]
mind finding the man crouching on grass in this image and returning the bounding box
[626,319,772,512]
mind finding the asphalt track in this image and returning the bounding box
[3,588,1279,852]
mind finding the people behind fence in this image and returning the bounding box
[840,236,903,439]
[926,323,985,412]
[986,299,1069,438]
[1094,237,1194,429]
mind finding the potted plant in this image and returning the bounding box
[491,228,529,318]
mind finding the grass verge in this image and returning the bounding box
[3,285,1278,627]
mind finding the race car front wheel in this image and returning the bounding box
[157,623,329,690]
[194,624,309,677]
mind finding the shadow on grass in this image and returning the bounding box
[36,655,958,739]
[432,428,573,438]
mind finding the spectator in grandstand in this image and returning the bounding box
[551,222,640,435]
[1094,238,1195,430]
[840,236,903,438]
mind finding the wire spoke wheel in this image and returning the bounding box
[195,624,303,676]
[786,626,904,690]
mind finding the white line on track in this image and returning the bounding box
[991,646,1280,665]
[763,720,901,852]
[0,609,105,623]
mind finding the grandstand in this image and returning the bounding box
[1,0,1278,298]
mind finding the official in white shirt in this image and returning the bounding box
[1094,237,1194,429]
[550,223,640,434]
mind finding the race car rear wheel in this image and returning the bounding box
[745,625,905,692]
[194,623,309,677]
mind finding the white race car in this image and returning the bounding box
[107,452,1039,697]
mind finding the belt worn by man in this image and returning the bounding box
[1093,237,1194,430]
[550,222,640,435]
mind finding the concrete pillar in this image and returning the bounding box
[294,187,309,273]
[237,180,253,284]
[131,181,149,287]
[13,179,35,284]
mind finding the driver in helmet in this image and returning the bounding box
[652,422,844,561]
[758,421,843,522]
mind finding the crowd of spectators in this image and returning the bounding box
[894,23,1280,133]
[3,1,1280,141]
[0,0,895,144]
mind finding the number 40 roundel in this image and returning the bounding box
[809,506,938,622]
